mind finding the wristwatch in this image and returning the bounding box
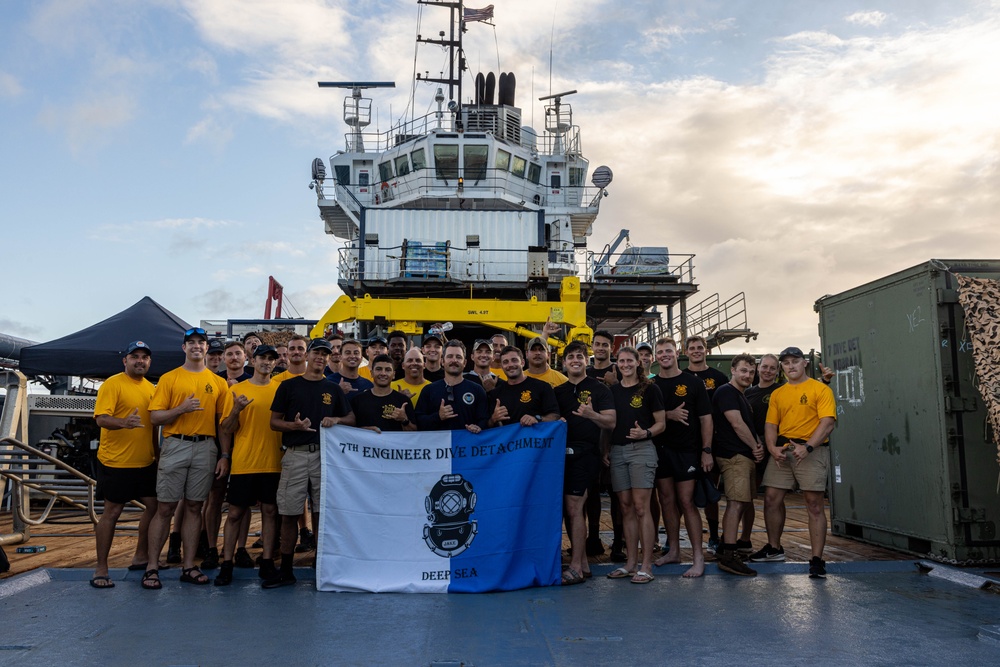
[221,452,231,460]
[401,417,410,426]
[702,447,712,455]
[534,415,542,422]
[805,444,814,453]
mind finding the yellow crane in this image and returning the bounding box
[309,277,592,351]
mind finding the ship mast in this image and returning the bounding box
[416,1,466,127]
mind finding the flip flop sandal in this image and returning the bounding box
[561,568,585,585]
[180,567,210,585]
[90,575,115,589]
[606,567,635,579]
[141,569,162,590]
[631,571,655,584]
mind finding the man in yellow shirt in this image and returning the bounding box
[90,341,157,589]
[214,345,284,585]
[523,336,568,387]
[143,327,233,589]
[391,347,430,406]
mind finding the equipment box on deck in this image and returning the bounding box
[815,259,1000,562]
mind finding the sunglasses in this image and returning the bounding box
[184,327,207,337]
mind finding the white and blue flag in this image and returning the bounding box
[317,421,566,593]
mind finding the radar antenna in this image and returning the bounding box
[540,89,577,154]
[318,81,396,152]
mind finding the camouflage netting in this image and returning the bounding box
[256,330,297,347]
[956,274,1000,467]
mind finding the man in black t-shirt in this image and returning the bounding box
[266,338,354,589]
[414,340,489,432]
[652,338,714,577]
[556,341,616,583]
[487,346,559,428]
[712,354,765,576]
[351,355,416,433]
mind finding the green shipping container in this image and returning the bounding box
[815,259,1000,563]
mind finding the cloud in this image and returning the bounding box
[0,71,23,98]
[574,13,1000,350]
[36,94,136,154]
[0,319,43,339]
[89,217,238,243]
[845,11,889,27]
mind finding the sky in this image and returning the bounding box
[2,0,999,357]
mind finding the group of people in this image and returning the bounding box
[90,323,836,590]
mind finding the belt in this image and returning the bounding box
[283,443,320,453]
[171,434,214,443]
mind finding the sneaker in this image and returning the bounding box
[250,538,264,549]
[748,544,786,562]
[294,528,315,553]
[717,549,757,577]
[262,572,297,589]
[258,559,278,581]
[234,547,254,569]
[610,542,627,563]
[736,539,754,555]
[705,538,720,555]
[808,556,826,578]
[214,561,234,587]
[200,547,220,570]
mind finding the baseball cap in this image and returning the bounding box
[368,336,388,347]
[527,336,549,351]
[307,338,333,353]
[636,341,653,352]
[253,344,279,358]
[779,346,805,360]
[124,341,152,355]
[183,327,207,342]
[422,333,444,346]
[207,339,225,354]
[473,339,492,350]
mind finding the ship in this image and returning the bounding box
[307,0,755,347]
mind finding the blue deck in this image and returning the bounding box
[2,561,999,666]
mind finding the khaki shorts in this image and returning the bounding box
[717,454,756,503]
[156,436,216,503]
[276,446,322,516]
[762,445,830,493]
[609,441,657,492]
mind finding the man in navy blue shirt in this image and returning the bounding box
[415,340,489,432]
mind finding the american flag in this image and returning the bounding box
[464,4,494,23]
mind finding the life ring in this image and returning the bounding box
[380,181,390,202]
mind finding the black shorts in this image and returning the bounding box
[95,461,157,504]
[654,446,701,482]
[564,446,600,496]
[226,472,280,508]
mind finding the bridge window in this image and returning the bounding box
[528,163,541,185]
[464,145,488,182]
[495,149,511,172]
[569,167,584,186]
[394,154,411,177]
[434,145,459,181]
[411,148,426,171]
[378,160,394,183]
[511,155,526,179]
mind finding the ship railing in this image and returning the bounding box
[327,169,604,210]
[585,249,695,284]
[338,244,579,284]
[339,109,585,157]
[666,292,757,350]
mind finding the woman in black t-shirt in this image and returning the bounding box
[606,347,665,583]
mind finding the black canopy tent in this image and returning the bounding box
[18,297,192,380]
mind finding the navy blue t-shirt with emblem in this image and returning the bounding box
[350,389,416,432]
[609,381,664,445]
[414,379,489,431]
[487,376,559,426]
[556,376,615,452]
[270,375,350,447]
[652,371,712,452]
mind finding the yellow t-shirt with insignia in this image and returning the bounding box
[94,373,156,468]
[358,365,373,381]
[765,378,837,441]
[524,368,568,387]
[229,380,282,474]
[391,378,432,406]
[149,367,233,438]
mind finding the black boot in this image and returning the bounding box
[214,560,234,586]
[166,532,182,564]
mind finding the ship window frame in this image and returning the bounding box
[410,147,426,172]
[527,162,541,185]
[463,144,489,183]
[433,144,460,182]
[378,160,394,183]
[511,155,527,179]
[394,154,411,177]
[495,149,511,172]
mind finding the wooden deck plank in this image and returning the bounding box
[1,492,910,579]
